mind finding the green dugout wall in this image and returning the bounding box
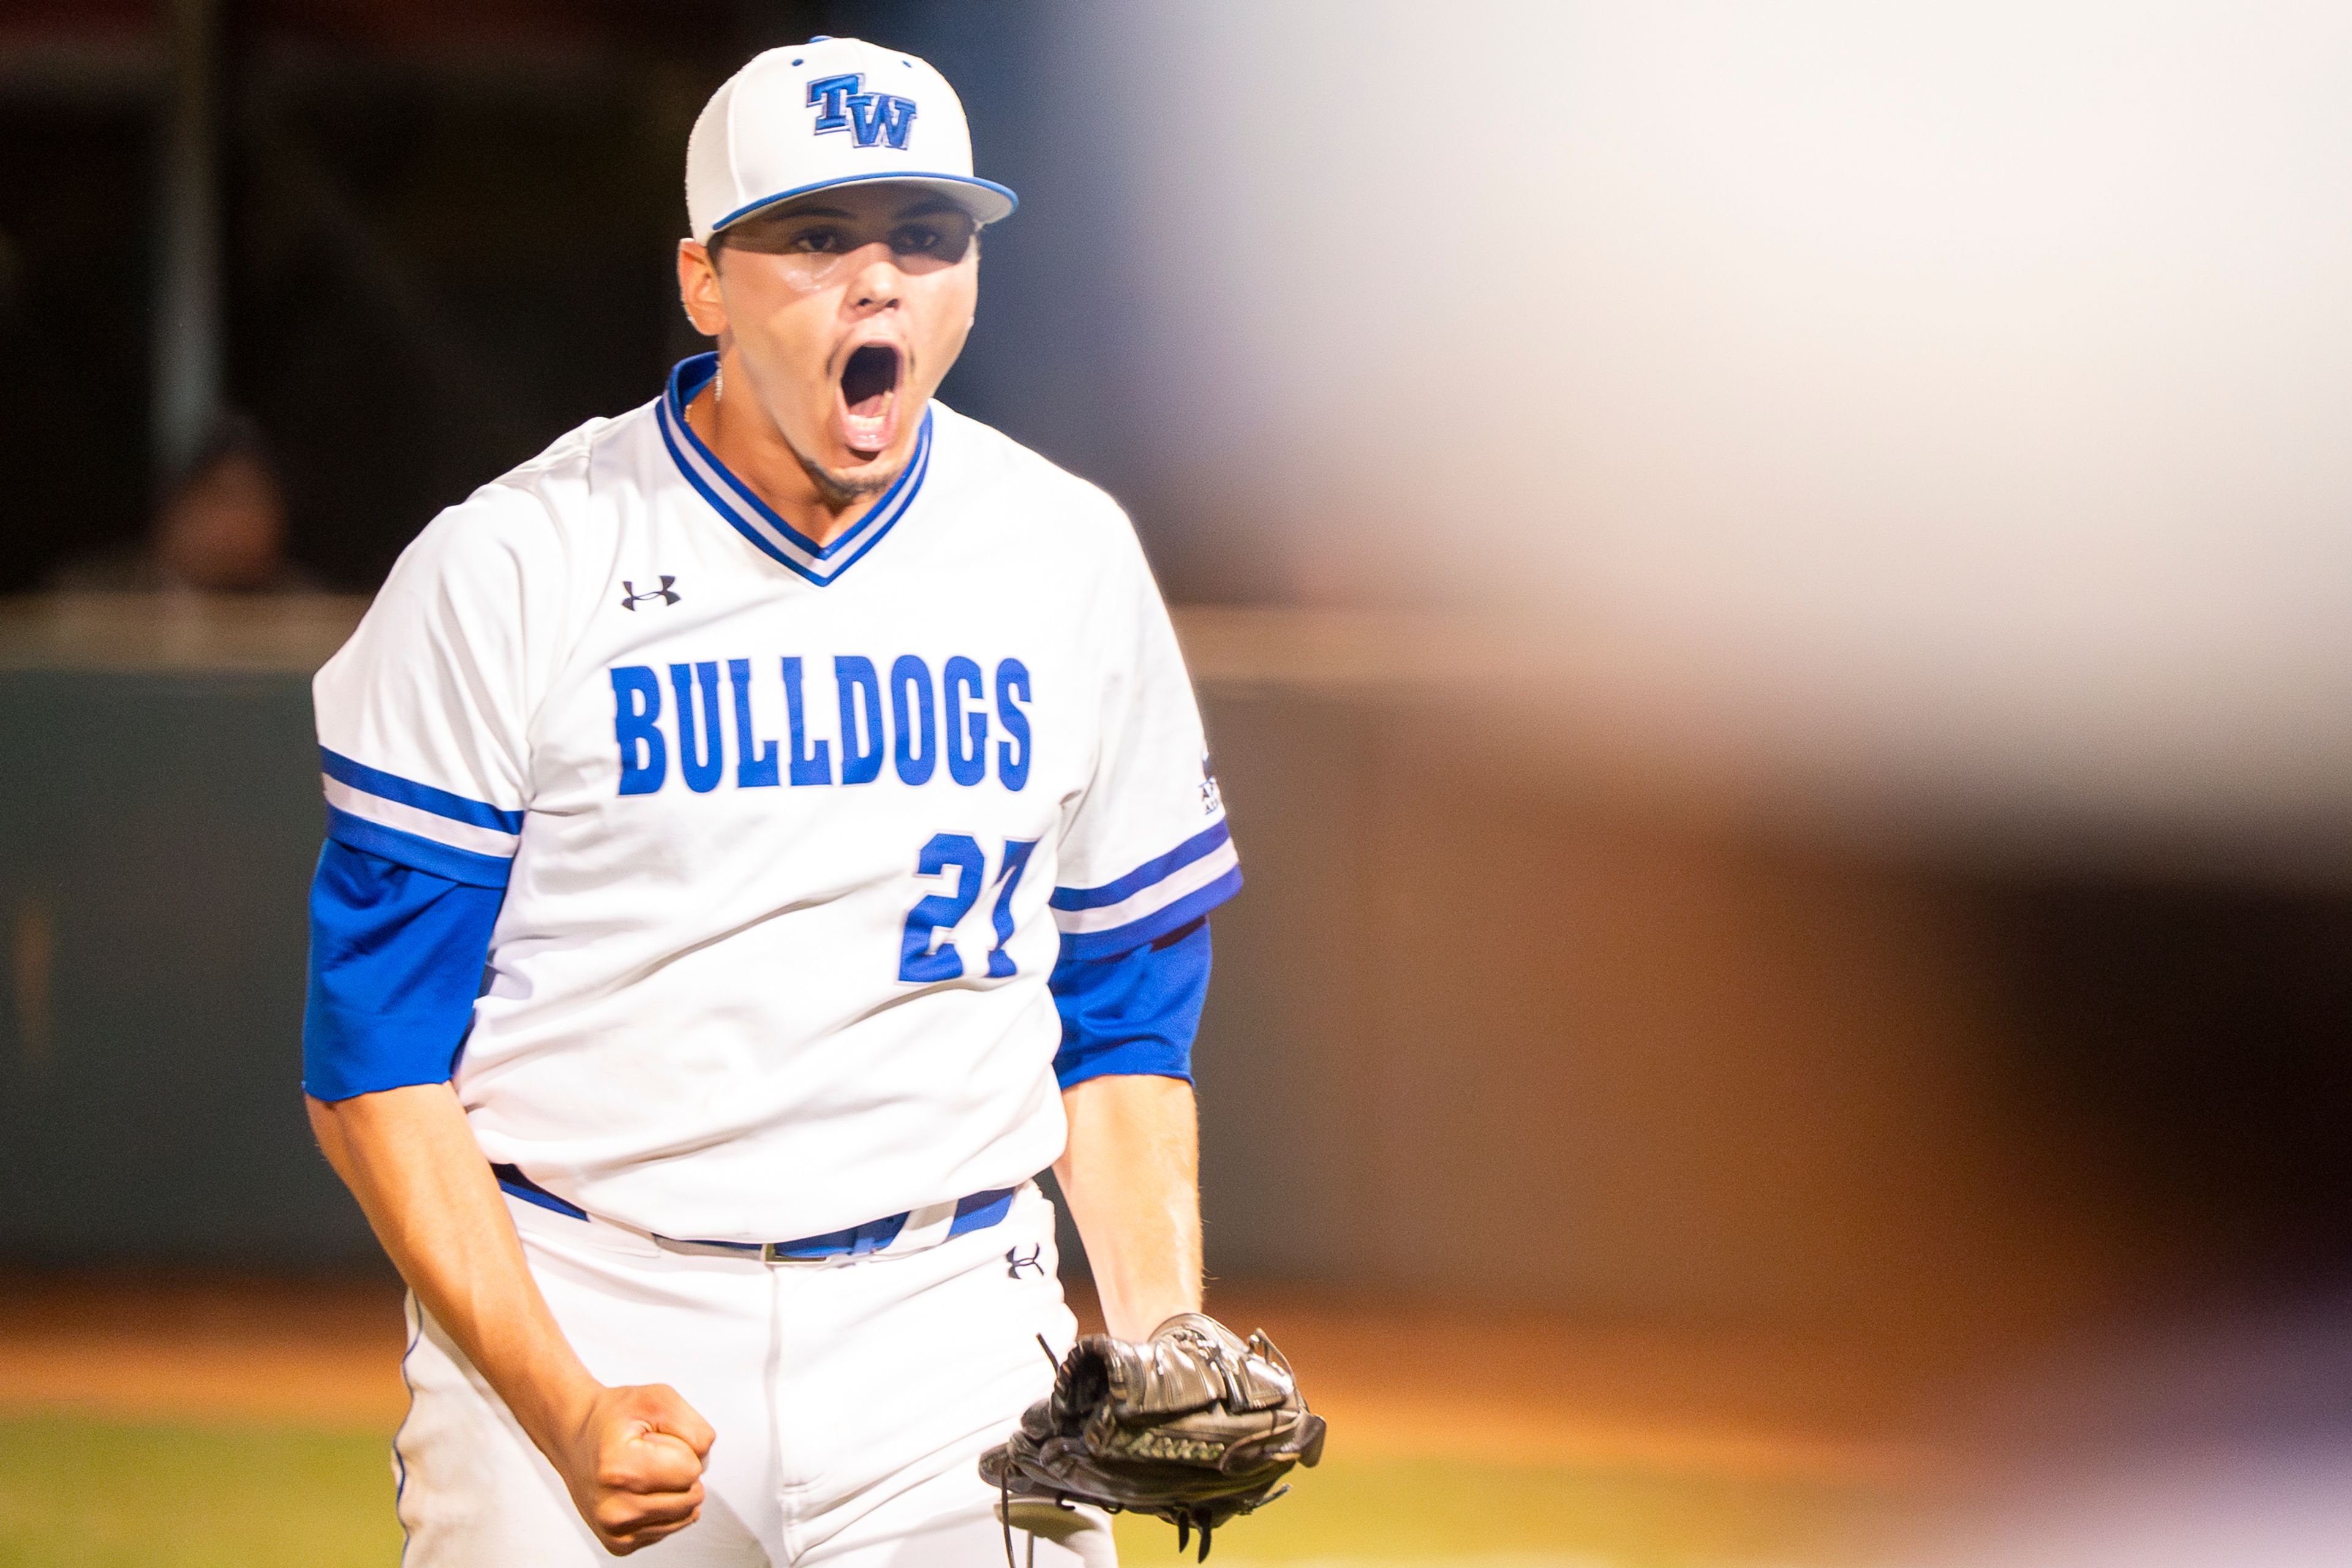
[0,664,363,1261]
[0,595,2130,1340]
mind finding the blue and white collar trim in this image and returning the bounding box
[656,352,932,587]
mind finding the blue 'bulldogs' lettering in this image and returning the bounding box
[806,72,916,150]
[995,659,1031,792]
[782,657,831,786]
[729,658,780,789]
[612,667,666,794]
[889,655,937,786]
[669,662,725,794]
[944,656,987,788]
[609,656,1031,796]
[836,655,885,785]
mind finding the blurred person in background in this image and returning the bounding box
[48,411,319,593]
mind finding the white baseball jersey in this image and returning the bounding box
[312,355,1237,1242]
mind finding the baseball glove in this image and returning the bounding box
[979,1313,1326,1562]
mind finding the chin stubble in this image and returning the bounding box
[779,426,904,507]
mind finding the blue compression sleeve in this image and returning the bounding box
[1049,916,1212,1089]
[303,839,503,1101]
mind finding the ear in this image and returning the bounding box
[677,239,727,337]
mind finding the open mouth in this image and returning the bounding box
[838,344,902,456]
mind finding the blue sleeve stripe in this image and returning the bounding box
[320,747,525,834]
[1049,820,1231,912]
[325,805,514,889]
[1056,865,1241,961]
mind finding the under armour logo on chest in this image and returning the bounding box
[1006,1244,1045,1279]
[619,577,679,610]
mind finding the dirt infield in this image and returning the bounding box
[0,1270,407,1430]
[0,1268,1940,1487]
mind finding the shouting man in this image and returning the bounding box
[303,37,1262,1565]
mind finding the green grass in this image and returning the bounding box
[0,1413,1884,1568]
[0,1413,404,1568]
[1112,1452,1882,1568]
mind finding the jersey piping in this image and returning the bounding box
[656,352,933,587]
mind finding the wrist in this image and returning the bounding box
[1102,1284,1201,1341]
[499,1354,605,1458]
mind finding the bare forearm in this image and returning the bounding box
[311,1085,712,1551]
[307,1084,595,1447]
[1054,1074,1202,1340]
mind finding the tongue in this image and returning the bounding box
[843,393,891,451]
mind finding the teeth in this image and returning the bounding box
[843,394,891,453]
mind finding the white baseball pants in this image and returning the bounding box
[390,1181,1116,1567]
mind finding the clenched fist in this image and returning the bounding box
[545,1383,717,1555]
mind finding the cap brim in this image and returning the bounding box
[706,173,1018,239]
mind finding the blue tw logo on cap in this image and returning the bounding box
[807,74,917,150]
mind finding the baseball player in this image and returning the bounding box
[300,37,1256,1564]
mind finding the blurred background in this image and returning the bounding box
[4,2,2352,1564]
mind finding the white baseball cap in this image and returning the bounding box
[685,36,1018,244]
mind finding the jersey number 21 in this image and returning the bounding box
[899,834,1038,982]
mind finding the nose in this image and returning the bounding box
[846,242,902,313]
